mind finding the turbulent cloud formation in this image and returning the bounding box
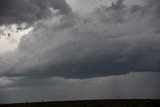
[0,0,160,103]
[0,0,71,25]
[0,0,160,79]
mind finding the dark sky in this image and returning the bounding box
[0,0,160,103]
[0,0,71,25]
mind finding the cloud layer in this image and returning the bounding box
[0,0,160,79]
[1,72,160,103]
[0,0,160,103]
[0,0,71,25]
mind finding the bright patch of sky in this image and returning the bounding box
[66,0,116,14]
[66,0,147,14]
[0,24,33,53]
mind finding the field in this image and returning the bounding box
[0,99,160,107]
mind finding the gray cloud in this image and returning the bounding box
[0,91,7,103]
[0,0,160,79]
[1,72,160,103]
[0,0,160,102]
[0,0,71,25]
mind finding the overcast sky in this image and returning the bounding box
[0,0,160,103]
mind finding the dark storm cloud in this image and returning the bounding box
[0,0,160,79]
[0,0,71,25]
[0,0,160,103]
[1,72,160,102]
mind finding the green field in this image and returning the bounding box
[0,99,160,107]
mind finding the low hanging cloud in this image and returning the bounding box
[0,0,160,78]
[2,72,160,103]
[0,0,71,25]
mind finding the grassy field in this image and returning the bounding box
[0,99,160,107]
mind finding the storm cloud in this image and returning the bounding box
[0,0,160,78]
[1,72,160,103]
[0,0,71,25]
[0,0,160,103]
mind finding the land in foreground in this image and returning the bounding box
[0,99,160,107]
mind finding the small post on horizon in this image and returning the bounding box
[42,99,44,107]
[42,99,43,103]
[26,100,28,107]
